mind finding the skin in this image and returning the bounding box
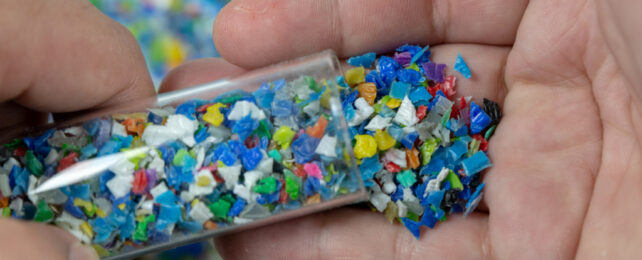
[1,0,642,259]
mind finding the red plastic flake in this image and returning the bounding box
[384,162,401,173]
[279,180,288,203]
[416,105,428,121]
[244,136,260,149]
[211,170,225,184]
[132,170,148,195]
[427,86,439,97]
[293,164,307,179]
[196,103,214,113]
[57,152,78,172]
[13,148,26,158]
[437,75,456,98]
[471,134,489,152]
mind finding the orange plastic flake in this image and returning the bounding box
[306,115,328,139]
[122,118,146,136]
[304,193,321,205]
[406,148,420,169]
[203,220,218,230]
[0,197,8,208]
[357,82,377,105]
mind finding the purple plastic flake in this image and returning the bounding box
[394,52,412,67]
[421,62,446,83]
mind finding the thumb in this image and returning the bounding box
[0,218,98,260]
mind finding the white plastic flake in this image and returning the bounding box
[384,149,407,168]
[402,188,424,214]
[218,164,242,189]
[370,192,391,212]
[27,175,38,203]
[256,158,274,174]
[187,169,218,198]
[227,100,267,121]
[195,146,205,169]
[303,101,320,117]
[108,158,136,176]
[44,149,59,166]
[315,135,337,157]
[393,96,419,127]
[365,115,392,131]
[142,114,198,147]
[150,183,169,198]
[349,98,374,126]
[0,174,10,197]
[111,121,127,137]
[106,175,133,198]
[396,200,408,218]
[425,167,450,195]
[147,153,166,177]
[2,157,19,171]
[243,170,265,189]
[233,184,252,201]
[55,212,83,230]
[189,202,214,224]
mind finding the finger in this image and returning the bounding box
[0,0,154,114]
[213,0,527,68]
[215,208,489,259]
[159,58,246,93]
[0,219,98,260]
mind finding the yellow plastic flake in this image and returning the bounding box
[273,126,296,149]
[217,160,226,168]
[197,175,211,187]
[353,135,378,159]
[374,130,396,151]
[80,221,94,237]
[407,63,421,72]
[386,98,402,109]
[191,199,200,208]
[95,208,106,218]
[345,66,365,86]
[73,198,97,217]
[203,103,226,126]
[92,244,110,257]
[118,203,126,210]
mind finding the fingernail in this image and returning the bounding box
[69,242,99,260]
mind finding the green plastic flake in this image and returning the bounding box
[254,120,272,139]
[74,198,97,218]
[407,63,421,72]
[133,214,156,242]
[254,176,277,194]
[484,125,496,140]
[34,200,54,222]
[468,139,481,157]
[2,207,10,217]
[218,94,243,104]
[375,96,392,114]
[446,171,463,190]
[92,244,111,258]
[284,170,301,200]
[383,201,398,224]
[432,205,447,222]
[173,148,191,166]
[273,126,296,149]
[208,199,232,220]
[267,149,282,162]
[304,76,322,93]
[396,170,417,188]
[406,211,419,222]
[25,150,44,177]
[420,138,440,165]
[441,107,452,127]
[3,138,24,149]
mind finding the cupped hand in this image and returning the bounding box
[160,0,642,258]
[0,0,155,258]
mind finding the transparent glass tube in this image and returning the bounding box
[0,50,365,259]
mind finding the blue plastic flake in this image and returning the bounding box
[241,146,263,171]
[448,140,468,162]
[176,101,197,120]
[272,78,286,91]
[347,52,376,68]
[421,158,445,176]
[108,207,136,241]
[97,140,122,157]
[461,151,492,177]
[227,198,246,217]
[454,53,471,79]
[155,190,178,205]
[408,87,432,105]
[214,143,237,166]
[113,135,133,149]
[272,99,295,117]
[359,156,382,181]
[227,140,244,156]
[232,114,259,141]
[426,190,445,208]
[10,167,29,196]
[410,45,431,64]
[390,81,410,99]
[396,68,424,85]
[419,207,438,228]
[178,221,203,233]
[401,217,421,239]
[365,71,388,96]
[80,144,97,159]
[421,62,446,83]
[165,166,194,189]
[377,56,401,84]
[469,102,491,134]
[387,124,403,141]
[63,198,85,219]
[157,204,181,230]
[66,184,91,201]
[253,83,275,109]
[194,127,209,144]
[401,131,419,149]
[390,185,404,202]
[147,111,164,125]
[303,176,321,196]
[291,134,320,164]
[465,183,485,216]
[90,218,113,244]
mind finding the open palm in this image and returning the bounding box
[161,0,642,258]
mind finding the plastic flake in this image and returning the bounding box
[453,53,471,79]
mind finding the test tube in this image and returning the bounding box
[0,50,365,259]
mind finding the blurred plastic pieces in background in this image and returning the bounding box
[90,0,230,86]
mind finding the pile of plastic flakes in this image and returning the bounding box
[343,45,500,238]
[0,76,360,256]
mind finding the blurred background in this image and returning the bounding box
[91,0,229,258]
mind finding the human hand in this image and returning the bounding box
[161,0,642,258]
[0,0,154,258]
